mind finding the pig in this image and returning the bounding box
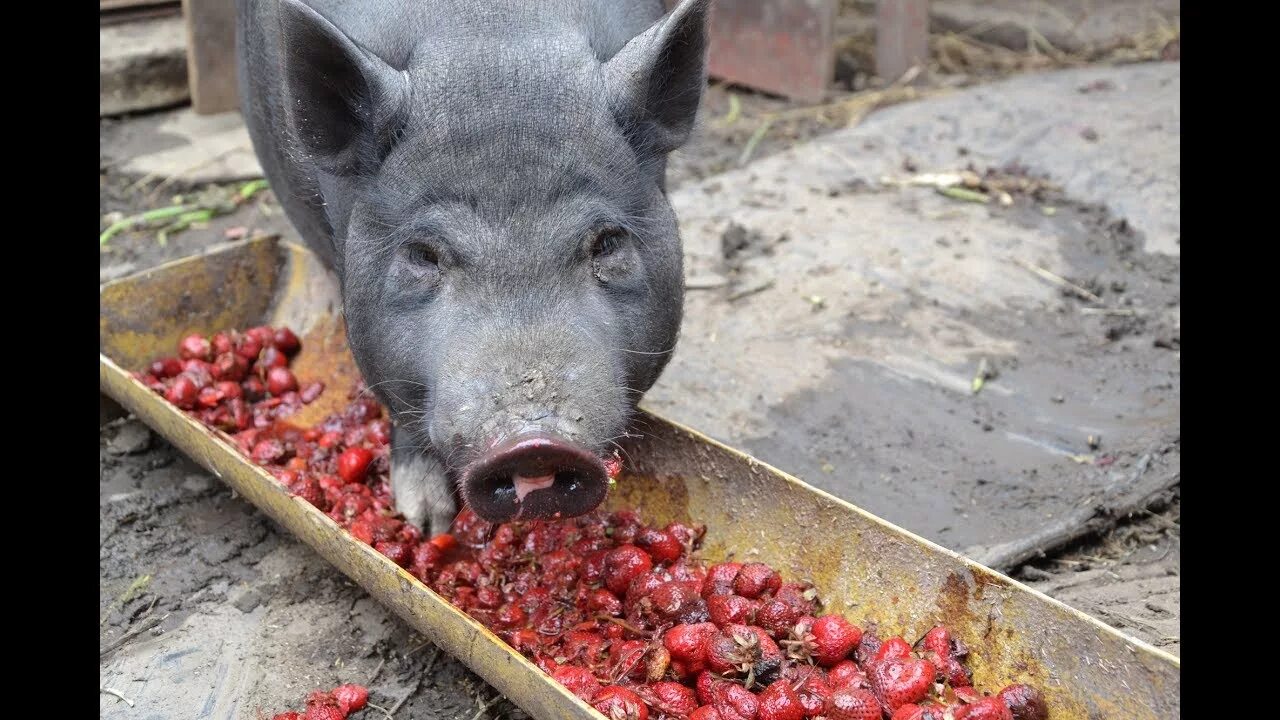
[237,0,710,534]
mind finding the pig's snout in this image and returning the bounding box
[459,433,609,522]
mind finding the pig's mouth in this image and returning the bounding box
[458,433,610,522]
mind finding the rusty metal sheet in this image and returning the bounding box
[100,236,1180,720]
[683,0,837,103]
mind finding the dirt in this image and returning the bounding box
[99,13,1179,716]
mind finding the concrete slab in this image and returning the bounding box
[928,0,1179,55]
[100,108,263,184]
[645,62,1179,562]
[807,62,1179,256]
[101,16,190,117]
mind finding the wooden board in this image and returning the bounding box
[181,0,239,114]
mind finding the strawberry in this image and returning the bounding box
[664,622,719,670]
[273,327,301,354]
[708,594,759,627]
[809,615,862,667]
[996,685,1048,720]
[166,373,200,409]
[637,528,683,564]
[331,684,368,713]
[551,665,601,701]
[647,681,700,717]
[916,625,971,687]
[605,545,654,595]
[706,625,783,686]
[271,714,302,720]
[890,705,938,720]
[691,707,724,720]
[794,669,832,717]
[713,682,761,720]
[302,703,345,720]
[954,698,1014,720]
[337,447,375,483]
[592,686,649,720]
[646,646,672,682]
[645,581,709,624]
[178,333,212,361]
[757,680,805,720]
[827,687,881,720]
[827,660,869,690]
[733,562,781,599]
[755,600,802,639]
[267,366,299,395]
[703,563,743,598]
[869,658,933,713]
[374,541,412,567]
[853,630,881,667]
[588,587,624,616]
[696,671,724,705]
[871,637,913,665]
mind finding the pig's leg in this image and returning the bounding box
[390,425,457,535]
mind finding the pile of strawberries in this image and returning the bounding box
[141,328,1048,720]
[269,684,369,720]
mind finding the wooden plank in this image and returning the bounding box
[101,0,178,11]
[182,0,239,114]
[666,0,837,104]
[875,0,930,82]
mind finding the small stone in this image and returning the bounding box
[107,420,152,455]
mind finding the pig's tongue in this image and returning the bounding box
[513,474,556,503]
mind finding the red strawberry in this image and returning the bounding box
[793,668,832,717]
[691,706,724,720]
[273,327,301,354]
[809,615,863,667]
[869,658,933,713]
[266,366,299,395]
[755,600,802,639]
[646,581,709,624]
[178,333,212,361]
[953,687,981,705]
[706,624,783,684]
[331,684,368,713]
[758,680,805,720]
[637,527,683,564]
[588,587,624,616]
[664,622,719,669]
[150,356,184,378]
[374,541,412,567]
[648,681,700,717]
[996,685,1048,720]
[827,687,881,720]
[592,686,649,720]
[271,713,302,720]
[871,637,913,665]
[166,373,200,409]
[696,671,724,705]
[954,698,1014,720]
[853,630,881,667]
[550,665,601,701]
[708,594,759,627]
[917,625,971,687]
[605,545,654,595]
[890,705,927,720]
[713,682,760,720]
[703,563,743,597]
[827,660,869,690]
[733,562,781,599]
[337,447,375,483]
[302,704,344,720]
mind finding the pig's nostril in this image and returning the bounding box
[460,433,609,522]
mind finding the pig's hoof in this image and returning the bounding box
[390,446,457,535]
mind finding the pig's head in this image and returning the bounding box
[275,0,711,521]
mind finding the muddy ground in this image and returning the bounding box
[100,21,1179,719]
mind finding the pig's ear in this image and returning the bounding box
[277,0,407,174]
[604,0,711,155]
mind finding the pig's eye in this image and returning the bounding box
[590,227,628,259]
[403,243,440,269]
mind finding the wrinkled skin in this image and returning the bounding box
[237,0,709,533]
